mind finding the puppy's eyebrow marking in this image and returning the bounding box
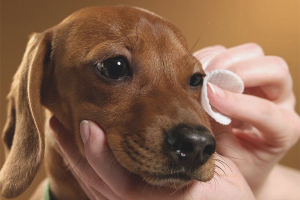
[134,20,140,47]
[120,29,135,51]
[190,57,206,75]
[105,23,136,51]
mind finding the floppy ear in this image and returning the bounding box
[0,31,53,198]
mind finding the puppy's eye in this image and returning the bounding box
[189,74,203,87]
[96,57,129,79]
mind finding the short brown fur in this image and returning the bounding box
[0,6,214,200]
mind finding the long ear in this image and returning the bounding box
[0,31,53,198]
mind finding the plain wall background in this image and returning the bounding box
[1,0,299,199]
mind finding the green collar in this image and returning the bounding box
[44,181,51,200]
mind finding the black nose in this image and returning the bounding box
[165,124,216,168]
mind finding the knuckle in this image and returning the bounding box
[269,56,289,70]
[201,44,226,51]
[260,99,278,117]
[292,115,300,137]
[223,92,242,117]
[84,173,104,188]
[244,42,265,55]
[211,44,226,50]
[113,176,142,200]
[87,151,101,162]
[116,186,135,200]
[86,147,110,164]
[194,45,226,58]
[268,56,291,82]
[262,102,277,117]
[285,113,300,148]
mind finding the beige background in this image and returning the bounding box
[1,0,299,199]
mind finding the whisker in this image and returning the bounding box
[218,153,243,160]
[215,164,226,176]
[212,172,220,188]
[150,179,156,197]
[185,183,195,200]
[214,170,221,180]
[215,158,233,173]
[141,179,151,197]
[215,130,247,149]
[215,158,227,169]
[217,143,243,160]
[214,130,236,137]
[215,153,227,161]
[189,21,211,54]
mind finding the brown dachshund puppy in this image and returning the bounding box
[0,6,216,200]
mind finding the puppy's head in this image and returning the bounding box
[47,6,216,187]
[0,6,215,198]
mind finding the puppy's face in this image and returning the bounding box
[45,6,215,188]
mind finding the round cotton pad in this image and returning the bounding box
[201,70,244,125]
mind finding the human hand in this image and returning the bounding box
[194,43,300,195]
[50,116,255,200]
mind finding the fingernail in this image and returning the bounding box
[88,121,106,144]
[208,82,225,98]
[208,83,216,94]
[80,120,90,144]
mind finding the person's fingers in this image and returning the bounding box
[208,117,243,161]
[51,117,194,199]
[49,116,85,165]
[67,160,110,200]
[205,43,264,71]
[81,120,139,199]
[51,116,255,200]
[225,56,293,102]
[49,116,122,200]
[207,85,300,148]
[189,157,255,200]
[83,120,212,200]
[83,183,110,200]
[79,180,112,200]
[193,45,226,69]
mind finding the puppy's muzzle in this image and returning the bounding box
[165,124,216,170]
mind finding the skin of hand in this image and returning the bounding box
[50,116,255,200]
[194,43,300,197]
[48,43,300,200]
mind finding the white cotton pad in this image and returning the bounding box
[201,70,244,125]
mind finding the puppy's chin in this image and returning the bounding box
[141,174,193,189]
[140,165,215,189]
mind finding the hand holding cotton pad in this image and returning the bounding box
[201,70,244,125]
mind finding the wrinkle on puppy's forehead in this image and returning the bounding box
[55,6,206,127]
[131,44,194,92]
[54,6,200,85]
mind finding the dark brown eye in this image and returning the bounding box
[189,74,203,87]
[96,57,129,79]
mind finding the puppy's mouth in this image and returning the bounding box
[158,173,191,181]
[113,123,216,188]
[142,172,193,188]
